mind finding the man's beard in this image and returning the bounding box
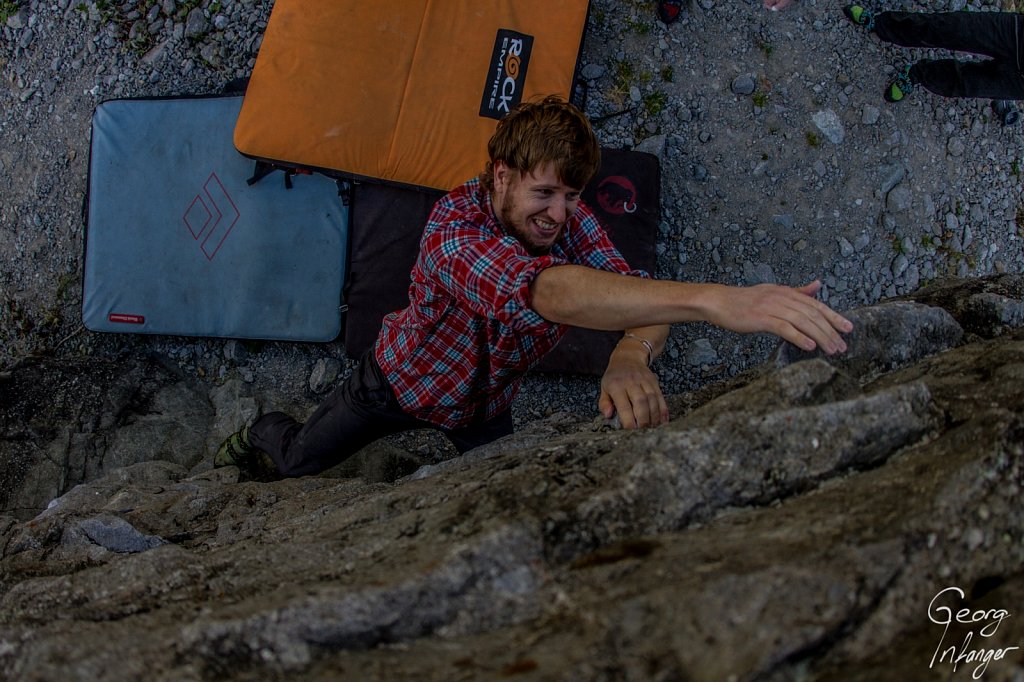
[498,194,557,257]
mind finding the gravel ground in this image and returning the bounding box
[2,0,1022,430]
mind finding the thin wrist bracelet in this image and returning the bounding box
[620,332,654,367]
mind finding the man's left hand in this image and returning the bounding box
[599,348,669,429]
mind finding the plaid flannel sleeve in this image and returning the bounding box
[423,224,564,332]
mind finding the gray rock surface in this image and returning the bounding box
[1,1,1024,677]
[0,357,214,520]
[2,277,1024,681]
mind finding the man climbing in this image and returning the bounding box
[216,96,852,479]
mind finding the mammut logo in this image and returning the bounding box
[182,171,241,261]
[596,175,639,216]
[480,29,534,120]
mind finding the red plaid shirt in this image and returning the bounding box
[373,177,647,430]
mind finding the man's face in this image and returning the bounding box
[492,160,582,256]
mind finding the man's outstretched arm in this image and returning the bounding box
[531,265,852,430]
[530,264,852,355]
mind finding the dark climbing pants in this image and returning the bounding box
[249,350,513,477]
[873,10,1024,100]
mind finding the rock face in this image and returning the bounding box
[2,275,1024,681]
[0,357,214,522]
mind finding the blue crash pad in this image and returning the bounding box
[83,95,348,341]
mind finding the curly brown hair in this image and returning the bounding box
[479,95,600,193]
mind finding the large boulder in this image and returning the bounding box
[1,276,1023,681]
[0,357,213,522]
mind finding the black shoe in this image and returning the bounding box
[993,100,1020,126]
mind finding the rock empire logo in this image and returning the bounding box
[480,29,534,120]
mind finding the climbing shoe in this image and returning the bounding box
[842,5,875,30]
[657,0,684,24]
[884,65,914,103]
[214,425,280,480]
[992,100,1021,126]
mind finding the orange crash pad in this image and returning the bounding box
[234,0,590,190]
